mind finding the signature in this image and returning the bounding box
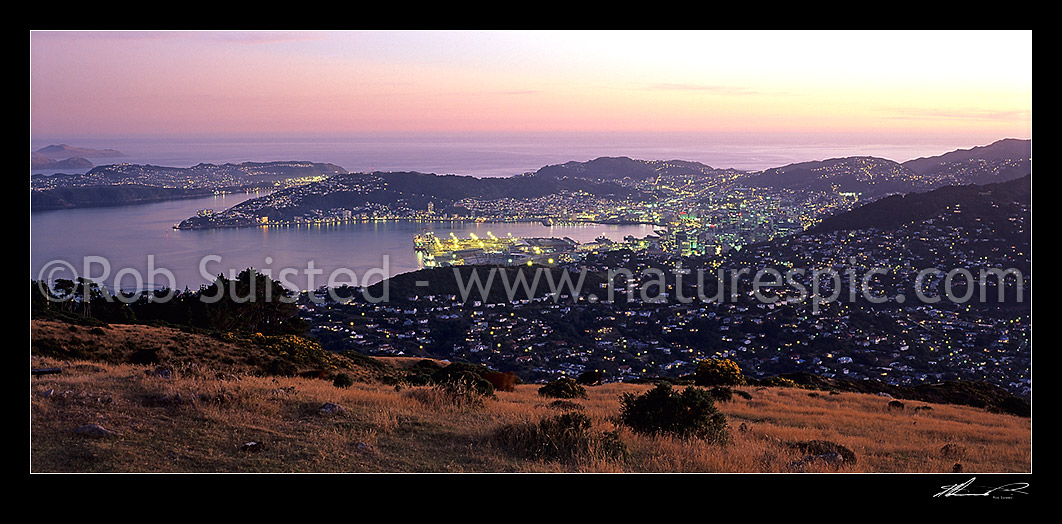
[934,477,1030,498]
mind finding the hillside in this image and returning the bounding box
[806,174,1031,235]
[743,139,1031,197]
[30,318,1030,473]
[745,156,915,196]
[30,184,215,210]
[175,170,645,228]
[902,138,1031,175]
[533,156,670,180]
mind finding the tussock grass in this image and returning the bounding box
[30,351,1030,473]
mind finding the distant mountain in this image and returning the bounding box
[902,138,1031,175]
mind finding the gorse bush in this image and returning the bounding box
[538,377,587,399]
[709,386,734,403]
[693,358,744,386]
[759,376,799,388]
[619,382,729,444]
[333,372,355,389]
[424,370,495,409]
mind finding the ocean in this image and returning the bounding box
[29,132,979,176]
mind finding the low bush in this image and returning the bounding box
[709,386,733,402]
[332,372,355,389]
[692,358,744,386]
[538,377,587,399]
[759,376,799,388]
[619,382,729,444]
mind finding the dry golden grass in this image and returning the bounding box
[29,353,1030,474]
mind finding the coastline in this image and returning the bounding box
[172,216,665,231]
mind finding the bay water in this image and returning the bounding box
[29,132,975,293]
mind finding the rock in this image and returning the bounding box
[143,393,193,407]
[790,452,845,471]
[75,424,117,438]
[355,442,373,453]
[240,441,264,452]
[41,388,54,398]
[811,451,844,465]
[319,402,345,415]
[787,439,857,466]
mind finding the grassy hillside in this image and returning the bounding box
[30,321,1030,473]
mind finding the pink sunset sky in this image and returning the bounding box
[30,30,1032,144]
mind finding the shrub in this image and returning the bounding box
[491,412,627,464]
[692,358,744,386]
[265,358,299,377]
[760,376,798,388]
[538,377,587,399]
[129,346,161,365]
[619,382,729,444]
[332,372,355,389]
[430,362,491,384]
[709,386,733,402]
[576,370,603,386]
[416,370,495,410]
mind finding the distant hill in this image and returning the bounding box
[85,160,348,183]
[902,138,1031,175]
[176,169,647,228]
[806,174,1031,235]
[533,156,663,180]
[743,139,1031,196]
[745,156,916,196]
[35,144,125,158]
[532,156,721,181]
[32,161,350,211]
[31,184,214,210]
[32,144,125,171]
[31,153,94,170]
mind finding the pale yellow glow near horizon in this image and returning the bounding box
[30,30,1031,139]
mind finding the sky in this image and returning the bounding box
[29,30,1032,145]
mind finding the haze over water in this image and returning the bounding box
[29,132,981,176]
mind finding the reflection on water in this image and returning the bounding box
[30,193,652,292]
